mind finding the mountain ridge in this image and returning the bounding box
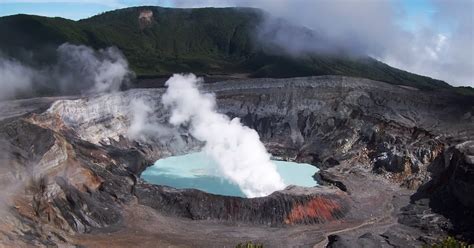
[0,6,471,94]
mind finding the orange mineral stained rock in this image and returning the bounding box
[285,196,342,224]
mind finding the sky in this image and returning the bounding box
[0,0,439,25]
[0,0,473,87]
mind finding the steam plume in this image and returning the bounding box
[128,99,156,140]
[0,43,132,101]
[0,57,36,100]
[55,43,131,94]
[128,98,186,151]
[162,73,285,197]
[128,99,174,140]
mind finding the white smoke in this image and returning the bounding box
[55,43,131,94]
[128,98,186,151]
[128,98,175,140]
[128,99,156,140]
[0,43,132,101]
[161,73,285,197]
[0,57,37,100]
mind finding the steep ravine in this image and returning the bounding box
[0,76,472,247]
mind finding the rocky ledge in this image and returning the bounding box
[0,76,472,247]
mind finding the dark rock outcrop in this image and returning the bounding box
[135,184,349,225]
[0,76,472,247]
[404,143,474,242]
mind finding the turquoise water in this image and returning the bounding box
[141,152,319,197]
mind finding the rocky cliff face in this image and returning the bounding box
[0,76,472,247]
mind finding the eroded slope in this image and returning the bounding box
[0,76,472,247]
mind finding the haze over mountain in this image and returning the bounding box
[0,4,473,248]
[171,0,474,88]
[2,6,472,99]
[2,0,472,88]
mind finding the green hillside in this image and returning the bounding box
[0,6,460,91]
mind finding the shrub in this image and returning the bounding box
[427,236,473,248]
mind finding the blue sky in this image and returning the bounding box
[0,0,445,35]
[0,1,176,20]
[0,0,437,28]
[397,0,435,31]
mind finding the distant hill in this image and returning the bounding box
[0,6,466,92]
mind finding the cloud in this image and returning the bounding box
[2,0,471,86]
[170,0,474,87]
[162,74,285,197]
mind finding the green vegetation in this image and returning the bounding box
[454,86,474,96]
[0,6,464,91]
[235,241,264,248]
[425,236,473,248]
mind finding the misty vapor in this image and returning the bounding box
[0,43,132,100]
[161,74,286,197]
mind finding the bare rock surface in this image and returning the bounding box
[0,76,472,247]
